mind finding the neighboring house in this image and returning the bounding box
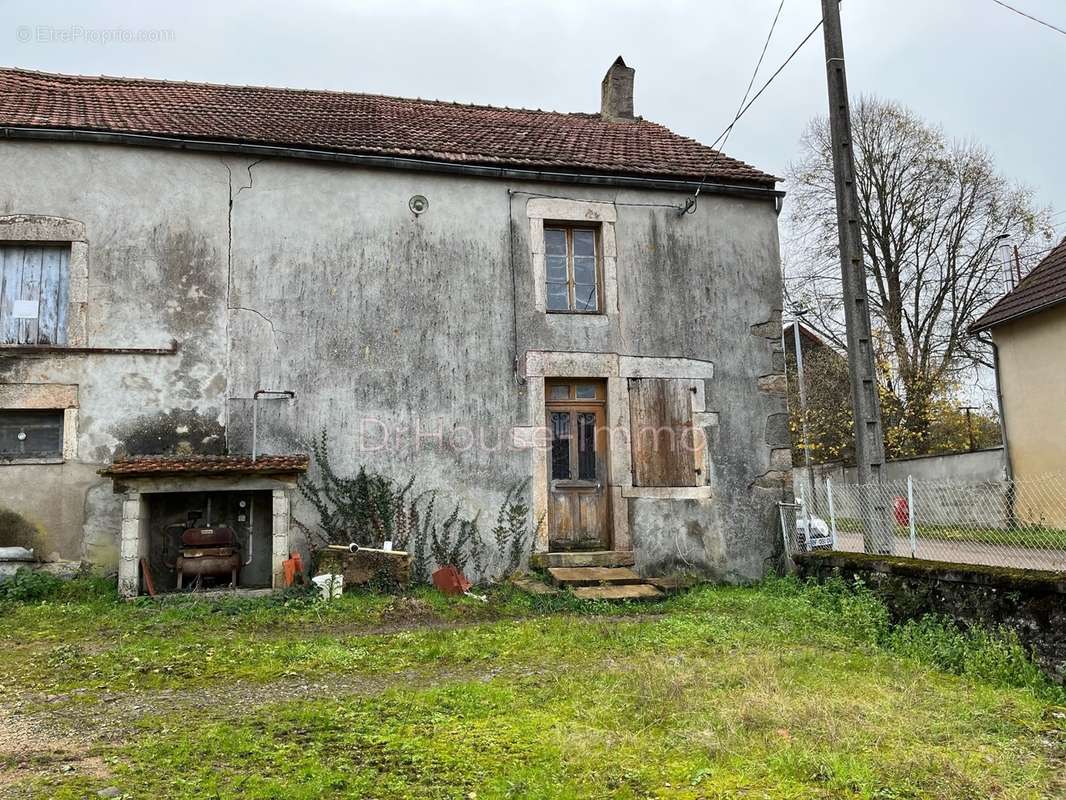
[782,320,843,361]
[0,59,790,595]
[970,238,1066,527]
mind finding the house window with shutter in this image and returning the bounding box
[0,244,71,346]
[628,378,702,487]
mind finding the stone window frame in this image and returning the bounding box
[527,199,618,321]
[0,215,89,347]
[0,383,78,464]
[513,351,717,553]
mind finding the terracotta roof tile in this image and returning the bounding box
[100,454,309,478]
[0,68,777,185]
[970,239,1066,332]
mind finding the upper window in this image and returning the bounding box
[544,226,601,313]
[0,244,71,346]
[0,409,64,460]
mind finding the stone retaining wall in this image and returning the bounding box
[794,550,1066,684]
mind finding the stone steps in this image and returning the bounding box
[547,566,644,587]
[572,584,664,601]
[530,551,635,569]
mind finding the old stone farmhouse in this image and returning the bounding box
[0,59,790,595]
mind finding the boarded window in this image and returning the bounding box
[0,245,70,346]
[0,409,64,459]
[628,378,699,487]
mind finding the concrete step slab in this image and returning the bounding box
[531,551,635,569]
[547,566,643,587]
[510,576,561,596]
[572,584,664,601]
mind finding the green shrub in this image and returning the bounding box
[888,615,1052,694]
[0,568,117,606]
[767,575,1063,701]
[0,567,64,602]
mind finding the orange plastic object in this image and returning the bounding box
[283,551,306,586]
[432,565,471,595]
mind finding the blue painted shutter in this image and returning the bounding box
[0,245,70,345]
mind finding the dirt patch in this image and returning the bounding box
[0,705,110,797]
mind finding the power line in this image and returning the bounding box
[724,0,787,153]
[990,0,1066,36]
[686,8,823,210]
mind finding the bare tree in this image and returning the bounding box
[786,96,1053,452]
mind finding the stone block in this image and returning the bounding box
[316,546,411,589]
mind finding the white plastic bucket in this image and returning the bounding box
[311,573,343,600]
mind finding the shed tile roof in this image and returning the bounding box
[0,67,777,185]
[970,239,1066,332]
[100,454,309,478]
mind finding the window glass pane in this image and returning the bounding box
[545,228,567,256]
[577,413,597,480]
[573,255,596,286]
[550,412,571,480]
[574,284,598,312]
[546,282,569,311]
[0,410,63,458]
[573,229,596,257]
[546,254,568,283]
[575,384,597,399]
[549,385,570,400]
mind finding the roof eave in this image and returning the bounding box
[0,125,784,200]
[969,296,1066,334]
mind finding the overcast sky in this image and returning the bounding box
[2,0,1063,232]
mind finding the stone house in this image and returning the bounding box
[970,237,1066,527]
[0,59,791,595]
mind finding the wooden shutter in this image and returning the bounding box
[628,378,700,487]
[0,245,70,346]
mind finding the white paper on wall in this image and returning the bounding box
[12,299,39,319]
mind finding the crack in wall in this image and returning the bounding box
[232,305,288,344]
[222,158,266,453]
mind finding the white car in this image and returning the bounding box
[796,513,834,550]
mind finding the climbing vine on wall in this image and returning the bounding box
[298,430,540,584]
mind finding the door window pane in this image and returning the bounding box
[577,413,597,480]
[550,412,571,480]
[575,384,597,399]
[549,385,570,401]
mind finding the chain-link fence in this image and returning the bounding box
[782,473,1066,572]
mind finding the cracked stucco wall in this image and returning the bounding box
[0,140,788,580]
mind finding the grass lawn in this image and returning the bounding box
[0,578,1063,799]
[834,517,1066,550]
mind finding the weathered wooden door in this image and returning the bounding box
[546,380,611,551]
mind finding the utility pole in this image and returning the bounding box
[791,311,817,512]
[961,406,977,452]
[820,0,891,554]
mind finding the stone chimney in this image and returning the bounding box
[600,56,635,121]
